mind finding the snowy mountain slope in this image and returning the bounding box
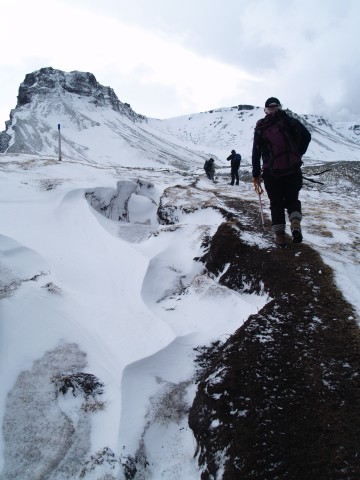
[0,68,359,479]
[0,68,206,171]
[148,105,360,166]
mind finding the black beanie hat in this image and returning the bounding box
[265,97,281,108]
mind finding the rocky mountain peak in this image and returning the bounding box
[16,67,143,121]
[0,67,147,154]
[17,67,95,105]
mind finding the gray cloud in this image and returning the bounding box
[1,0,360,122]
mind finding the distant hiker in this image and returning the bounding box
[226,149,241,185]
[204,158,215,181]
[252,97,311,246]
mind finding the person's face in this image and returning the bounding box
[264,106,280,115]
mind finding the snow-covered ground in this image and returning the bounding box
[0,148,359,479]
[0,152,266,478]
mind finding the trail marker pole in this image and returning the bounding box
[58,123,62,161]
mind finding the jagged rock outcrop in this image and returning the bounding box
[16,67,142,121]
[0,67,144,154]
[237,105,255,110]
[0,131,11,152]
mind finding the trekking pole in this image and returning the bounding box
[258,192,265,229]
[253,178,265,229]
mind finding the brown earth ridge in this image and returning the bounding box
[188,195,360,480]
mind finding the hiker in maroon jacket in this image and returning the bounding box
[252,97,311,246]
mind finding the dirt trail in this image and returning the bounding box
[189,197,360,480]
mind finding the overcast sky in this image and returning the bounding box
[1,0,359,127]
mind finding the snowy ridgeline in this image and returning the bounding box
[1,68,360,167]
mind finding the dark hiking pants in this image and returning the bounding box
[263,169,303,226]
[231,167,239,184]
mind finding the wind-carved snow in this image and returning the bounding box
[0,234,49,299]
[86,181,139,222]
[86,179,158,223]
[118,336,200,479]
[85,178,162,244]
[80,174,267,478]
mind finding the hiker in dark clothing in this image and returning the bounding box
[204,158,215,181]
[252,97,311,246]
[226,149,241,185]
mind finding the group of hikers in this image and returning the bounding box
[204,149,241,185]
[203,97,312,247]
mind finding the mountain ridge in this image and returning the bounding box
[1,67,360,167]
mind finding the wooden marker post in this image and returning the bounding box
[58,123,62,161]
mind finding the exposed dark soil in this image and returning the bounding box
[188,196,360,480]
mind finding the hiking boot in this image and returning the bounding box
[292,228,303,243]
[291,218,303,243]
[275,231,287,247]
